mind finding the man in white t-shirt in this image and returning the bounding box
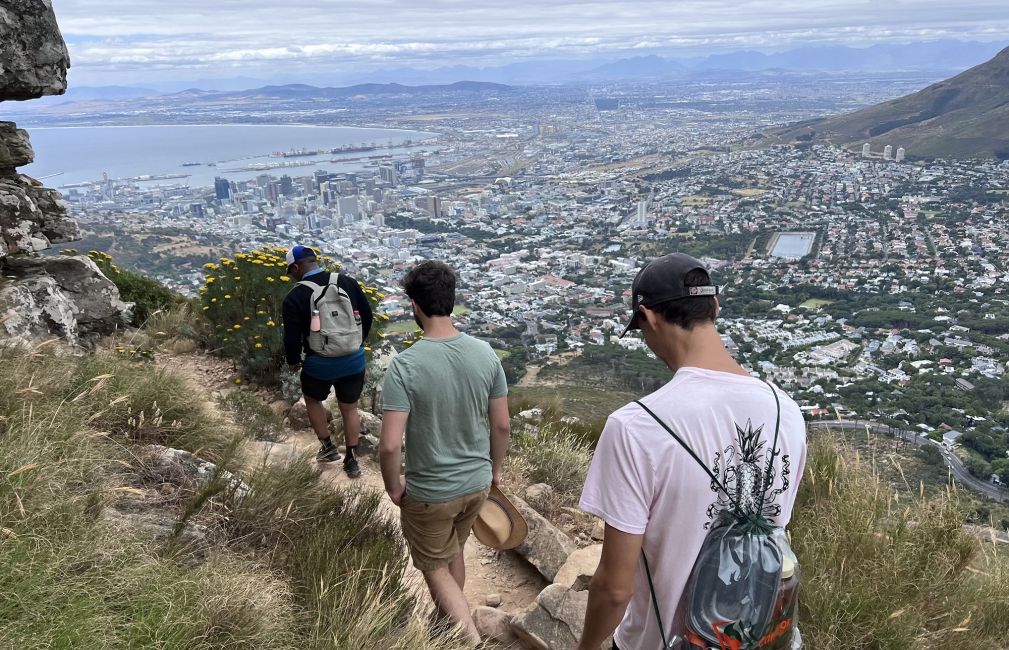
[576,253,807,650]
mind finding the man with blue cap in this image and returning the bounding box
[282,245,373,478]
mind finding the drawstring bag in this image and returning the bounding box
[636,381,802,650]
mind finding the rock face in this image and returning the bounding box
[553,544,602,591]
[510,584,590,650]
[512,494,578,581]
[0,1,70,101]
[0,1,128,345]
[472,606,516,645]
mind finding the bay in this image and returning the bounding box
[21,124,438,189]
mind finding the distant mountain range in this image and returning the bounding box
[767,45,1009,160]
[62,39,1007,93]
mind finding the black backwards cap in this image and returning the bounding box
[620,252,719,337]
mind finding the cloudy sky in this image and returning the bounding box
[52,0,1009,86]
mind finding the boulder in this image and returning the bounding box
[510,584,590,650]
[328,408,382,437]
[143,445,252,500]
[524,483,554,513]
[484,593,502,608]
[0,0,71,101]
[0,255,130,344]
[553,544,602,591]
[473,606,516,644]
[0,122,33,168]
[357,433,380,454]
[512,494,577,581]
[268,399,291,418]
[0,176,79,256]
[287,399,311,430]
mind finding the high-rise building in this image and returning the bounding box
[280,175,295,197]
[190,203,205,218]
[883,145,893,160]
[214,177,231,201]
[895,147,906,163]
[337,195,360,220]
[861,143,871,158]
[379,165,399,185]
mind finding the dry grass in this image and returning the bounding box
[794,433,1009,649]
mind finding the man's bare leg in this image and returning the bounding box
[304,395,330,442]
[338,400,361,449]
[422,563,480,646]
[448,547,466,589]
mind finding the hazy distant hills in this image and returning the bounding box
[53,39,1007,94]
[216,81,512,100]
[768,45,1009,160]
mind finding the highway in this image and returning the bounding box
[808,420,1009,502]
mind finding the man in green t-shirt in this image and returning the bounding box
[379,260,511,646]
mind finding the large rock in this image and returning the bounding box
[512,494,577,581]
[524,482,554,513]
[288,399,311,430]
[553,544,602,591]
[0,0,71,101]
[0,122,33,167]
[510,584,590,650]
[0,176,78,256]
[0,255,130,344]
[473,606,517,645]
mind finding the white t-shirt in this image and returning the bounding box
[579,367,807,650]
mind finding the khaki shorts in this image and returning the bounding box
[400,488,489,572]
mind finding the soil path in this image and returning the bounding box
[158,351,547,633]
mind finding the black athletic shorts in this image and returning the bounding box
[300,370,365,404]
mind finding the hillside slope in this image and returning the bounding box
[770,44,1009,159]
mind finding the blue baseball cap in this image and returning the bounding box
[285,245,317,268]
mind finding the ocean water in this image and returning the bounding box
[21,124,438,189]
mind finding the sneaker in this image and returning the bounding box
[343,455,361,478]
[316,445,341,463]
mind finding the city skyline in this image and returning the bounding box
[54,0,1009,87]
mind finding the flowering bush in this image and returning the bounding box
[199,247,389,384]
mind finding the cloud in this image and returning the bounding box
[50,0,1009,82]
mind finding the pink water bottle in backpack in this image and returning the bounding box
[310,309,321,332]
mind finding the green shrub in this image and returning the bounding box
[84,250,183,326]
[218,390,284,441]
[198,247,389,385]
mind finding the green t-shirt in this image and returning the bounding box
[381,333,508,502]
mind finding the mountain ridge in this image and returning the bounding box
[767,44,1009,160]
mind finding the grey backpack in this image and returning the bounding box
[299,275,363,357]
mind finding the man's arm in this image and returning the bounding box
[576,525,644,650]
[281,290,306,369]
[345,275,374,340]
[379,410,408,505]
[487,396,510,486]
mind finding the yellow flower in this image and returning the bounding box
[255,343,263,349]
[279,275,291,282]
[202,262,217,270]
[211,298,218,303]
[198,287,207,294]
[206,277,216,284]
[232,324,241,330]
[220,258,233,265]
[234,378,242,385]
[233,276,241,281]
[224,294,232,299]
[244,316,251,321]
[252,259,264,265]
[266,277,275,283]
[266,320,276,327]
[364,346,372,353]
[202,306,210,311]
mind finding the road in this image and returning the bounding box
[808,420,1009,502]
